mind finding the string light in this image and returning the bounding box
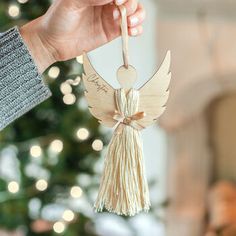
[72,76,81,86]
[8,4,20,18]
[8,181,19,194]
[53,221,66,234]
[63,94,76,105]
[35,179,48,192]
[77,97,89,110]
[17,0,29,3]
[48,66,60,79]
[76,128,89,141]
[70,186,83,198]
[30,145,42,158]
[49,139,63,153]
[67,76,81,86]
[60,82,72,95]
[62,210,75,222]
[92,139,103,151]
[76,55,83,64]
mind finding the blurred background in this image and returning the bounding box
[1,0,236,236]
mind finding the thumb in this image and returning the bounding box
[77,0,114,7]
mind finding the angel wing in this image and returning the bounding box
[82,53,117,128]
[137,51,171,128]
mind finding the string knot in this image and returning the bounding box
[113,110,145,131]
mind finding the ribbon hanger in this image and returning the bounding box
[119,5,129,69]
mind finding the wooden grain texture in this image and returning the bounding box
[83,51,171,130]
[82,53,116,128]
[117,65,137,91]
[138,51,171,128]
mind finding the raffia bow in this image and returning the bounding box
[113,110,146,131]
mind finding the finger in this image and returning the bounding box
[115,0,128,5]
[128,3,146,27]
[113,0,138,20]
[123,0,138,16]
[129,25,143,37]
[77,0,113,7]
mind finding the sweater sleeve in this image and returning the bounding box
[0,27,52,131]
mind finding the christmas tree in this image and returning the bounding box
[0,0,108,235]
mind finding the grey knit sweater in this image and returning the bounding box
[0,27,51,131]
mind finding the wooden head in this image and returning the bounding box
[117,65,137,90]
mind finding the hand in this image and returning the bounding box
[20,0,146,73]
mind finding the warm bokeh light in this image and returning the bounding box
[60,82,72,95]
[8,181,19,194]
[72,76,81,86]
[35,179,48,192]
[8,4,20,18]
[76,128,89,141]
[62,209,75,222]
[63,94,76,105]
[66,77,81,86]
[70,186,83,198]
[53,221,65,234]
[17,0,29,3]
[49,139,63,153]
[48,66,60,79]
[30,145,42,158]
[92,139,104,151]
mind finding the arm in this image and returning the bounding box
[0,27,51,131]
[0,0,145,131]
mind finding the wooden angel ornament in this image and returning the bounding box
[82,6,171,216]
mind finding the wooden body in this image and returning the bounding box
[82,52,171,130]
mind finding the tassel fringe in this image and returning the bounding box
[94,89,150,216]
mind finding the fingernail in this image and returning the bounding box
[113,9,120,20]
[130,17,139,26]
[131,28,138,36]
[115,0,125,5]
